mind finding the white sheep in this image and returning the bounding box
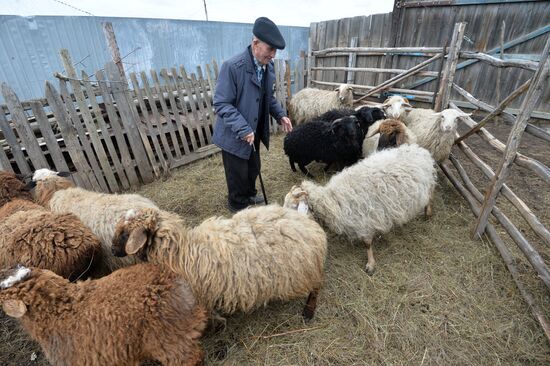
[362,118,417,158]
[284,144,436,275]
[0,263,207,366]
[30,169,159,273]
[379,95,412,119]
[111,205,328,320]
[402,108,471,163]
[289,84,354,125]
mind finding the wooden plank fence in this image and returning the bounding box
[0,49,300,193]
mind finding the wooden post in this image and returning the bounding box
[346,37,358,85]
[102,22,126,79]
[306,36,314,88]
[496,21,505,103]
[434,22,467,111]
[472,36,550,239]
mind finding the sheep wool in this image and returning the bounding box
[112,205,327,317]
[32,170,159,273]
[289,84,354,125]
[0,263,207,366]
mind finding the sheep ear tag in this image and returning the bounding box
[297,201,309,215]
[126,228,149,255]
[2,299,27,318]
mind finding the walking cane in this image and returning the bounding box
[252,144,268,205]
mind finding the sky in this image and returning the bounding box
[0,0,395,27]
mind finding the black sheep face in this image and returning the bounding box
[330,116,363,149]
[355,107,386,135]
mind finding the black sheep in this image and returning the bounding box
[317,106,386,135]
[283,116,364,176]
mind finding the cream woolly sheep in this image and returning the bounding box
[289,84,354,125]
[29,169,159,273]
[111,205,327,320]
[0,263,207,366]
[284,144,436,275]
[402,108,471,163]
[0,171,102,280]
[362,119,417,158]
[379,95,412,119]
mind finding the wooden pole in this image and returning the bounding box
[346,37,358,85]
[439,162,550,343]
[354,53,442,102]
[313,46,444,56]
[472,36,550,239]
[102,22,126,79]
[434,22,467,111]
[455,78,531,144]
[312,80,434,97]
[497,20,505,103]
[306,36,314,88]
[456,140,550,247]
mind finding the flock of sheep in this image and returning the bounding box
[0,84,472,366]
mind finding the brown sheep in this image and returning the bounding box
[0,263,207,366]
[0,170,102,280]
[362,118,417,158]
[0,171,31,207]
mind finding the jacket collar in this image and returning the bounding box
[246,45,272,88]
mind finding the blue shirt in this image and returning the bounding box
[253,57,266,83]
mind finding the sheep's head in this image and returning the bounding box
[26,169,73,205]
[0,265,31,318]
[329,115,364,148]
[335,84,354,106]
[283,185,310,215]
[0,171,31,207]
[432,109,472,133]
[354,107,386,135]
[381,95,412,119]
[112,208,160,259]
[371,119,407,151]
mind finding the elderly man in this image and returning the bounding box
[213,17,293,213]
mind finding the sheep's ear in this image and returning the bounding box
[57,172,71,177]
[126,228,150,255]
[2,299,27,318]
[334,87,340,91]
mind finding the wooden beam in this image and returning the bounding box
[313,46,444,56]
[355,53,443,102]
[102,22,126,79]
[459,52,537,71]
[456,140,550,247]
[311,80,435,97]
[439,161,550,344]
[434,22,466,111]
[472,36,550,238]
[312,66,438,77]
[455,78,531,143]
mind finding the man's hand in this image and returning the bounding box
[243,132,255,145]
[280,116,293,133]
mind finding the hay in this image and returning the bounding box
[1,133,549,365]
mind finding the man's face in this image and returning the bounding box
[252,39,277,65]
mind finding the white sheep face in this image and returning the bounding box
[336,84,353,103]
[382,96,412,119]
[433,109,471,133]
[283,186,310,215]
[33,169,59,181]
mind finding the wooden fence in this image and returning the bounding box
[0,49,298,192]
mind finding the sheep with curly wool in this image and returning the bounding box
[289,84,354,125]
[29,169,160,273]
[316,105,386,136]
[0,171,102,280]
[284,144,436,275]
[0,263,207,366]
[111,205,327,320]
[401,108,471,163]
[283,115,364,176]
[362,119,417,158]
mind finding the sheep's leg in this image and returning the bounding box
[302,288,320,322]
[364,238,376,276]
[424,198,433,219]
[289,158,297,172]
[298,163,313,177]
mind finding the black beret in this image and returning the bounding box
[253,17,286,50]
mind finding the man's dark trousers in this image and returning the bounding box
[222,139,261,210]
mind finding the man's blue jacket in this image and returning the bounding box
[212,46,286,159]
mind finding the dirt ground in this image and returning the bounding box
[1,126,549,365]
